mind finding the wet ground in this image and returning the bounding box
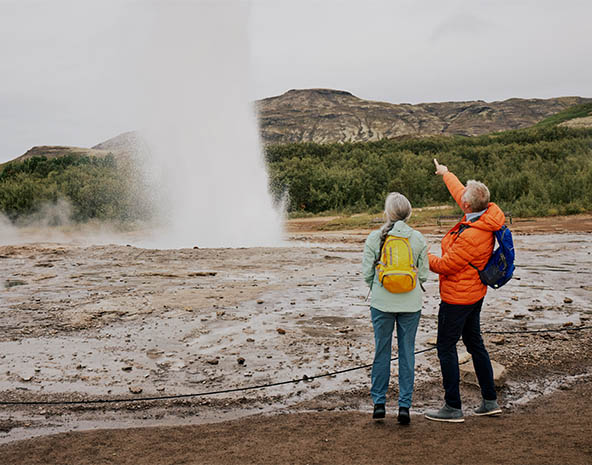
[0,214,592,462]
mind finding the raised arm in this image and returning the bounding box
[434,158,465,210]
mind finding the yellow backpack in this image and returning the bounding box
[376,235,417,293]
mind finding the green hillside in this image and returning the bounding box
[0,154,150,224]
[535,103,592,128]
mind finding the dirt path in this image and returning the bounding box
[1,372,591,465]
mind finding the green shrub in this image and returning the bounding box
[265,126,592,217]
[0,155,151,223]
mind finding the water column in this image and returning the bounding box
[134,2,284,248]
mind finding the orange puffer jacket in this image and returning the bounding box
[429,172,506,305]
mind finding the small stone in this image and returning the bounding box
[564,297,573,304]
[246,338,255,342]
[426,336,437,346]
[276,328,286,335]
[460,360,506,387]
[237,357,245,365]
[458,351,471,364]
[122,366,133,372]
[490,335,506,345]
[257,300,264,304]
[206,359,219,365]
[129,386,143,394]
[511,296,519,301]
[563,321,574,327]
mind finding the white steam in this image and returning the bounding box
[131,2,283,249]
[0,212,18,244]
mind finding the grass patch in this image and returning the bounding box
[535,103,592,128]
[317,205,459,231]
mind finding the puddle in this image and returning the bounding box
[504,369,592,408]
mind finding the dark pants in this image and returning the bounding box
[437,298,497,409]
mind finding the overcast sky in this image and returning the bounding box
[1,0,590,162]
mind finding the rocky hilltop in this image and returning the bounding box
[2,132,143,167]
[256,89,592,144]
[4,145,113,166]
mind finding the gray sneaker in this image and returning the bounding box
[425,404,465,423]
[474,399,502,416]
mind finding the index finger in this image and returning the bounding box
[433,158,439,168]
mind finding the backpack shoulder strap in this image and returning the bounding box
[374,233,389,268]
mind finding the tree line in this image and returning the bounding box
[264,126,592,217]
[1,125,591,224]
[0,154,150,224]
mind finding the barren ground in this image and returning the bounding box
[1,214,592,464]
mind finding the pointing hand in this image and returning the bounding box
[433,158,448,176]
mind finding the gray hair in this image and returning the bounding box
[462,180,490,212]
[380,192,412,243]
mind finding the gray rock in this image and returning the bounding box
[460,360,506,387]
[458,351,471,364]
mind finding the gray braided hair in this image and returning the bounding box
[379,192,412,245]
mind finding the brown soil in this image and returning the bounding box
[1,375,591,464]
[1,214,591,464]
[287,212,592,235]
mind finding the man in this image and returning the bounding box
[425,159,503,423]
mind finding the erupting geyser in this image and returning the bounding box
[134,2,284,248]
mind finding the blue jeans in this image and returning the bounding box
[370,307,421,407]
[437,298,497,409]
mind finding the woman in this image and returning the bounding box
[362,192,429,424]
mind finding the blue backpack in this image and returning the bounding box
[470,225,515,289]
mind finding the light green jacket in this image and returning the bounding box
[362,220,429,313]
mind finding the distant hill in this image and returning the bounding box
[535,103,592,129]
[1,132,141,169]
[256,89,592,144]
[3,91,592,166]
[91,131,147,155]
[3,146,112,167]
